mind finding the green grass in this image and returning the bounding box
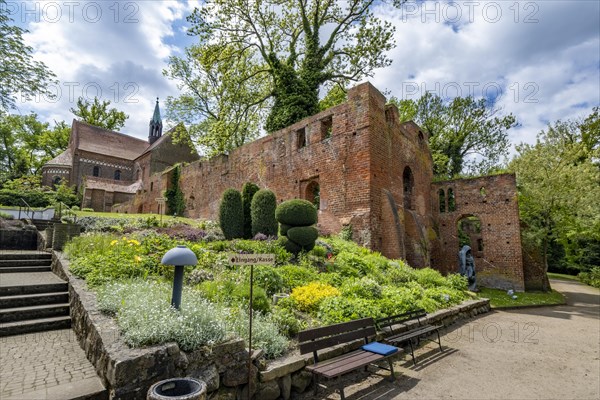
[478,287,565,308]
[547,272,580,282]
[74,210,199,226]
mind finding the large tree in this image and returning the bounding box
[185,0,401,135]
[509,108,600,282]
[0,113,69,182]
[164,43,270,157]
[393,92,517,178]
[0,0,56,112]
[70,97,129,131]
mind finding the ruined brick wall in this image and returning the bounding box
[431,174,525,291]
[148,135,199,174]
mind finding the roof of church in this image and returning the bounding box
[73,120,149,160]
[151,98,162,124]
[44,149,72,167]
[84,177,142,194]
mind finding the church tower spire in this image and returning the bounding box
[148,97,163,145]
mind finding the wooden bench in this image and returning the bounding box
[298,317,400,400]
[376,309,443,365]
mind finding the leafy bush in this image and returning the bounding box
[291,282,340,313]
[96,281,227,351]
[226,308,288,359]
[253,266,284,296]
[414,268,447,288]
[275,199,317,226]
[218,188,244,240]
[272,305,305,338]
[165,164,185,216]
[242,182,260,239]
[82,208,94,212]
[578,267,600,288]
[251,189,278,237]
[278,264,319,290]
[318,296,383,324]
[233,283,271,313]
[340,277,382,299]
[280,236,303,254]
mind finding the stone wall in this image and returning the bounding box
[0,228,38,250]
[431,174,525,291]
[52,252,490,400]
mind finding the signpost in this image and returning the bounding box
[155,197,166,225]
[229,253,275,394]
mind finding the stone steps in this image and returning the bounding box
[0,252,71,337]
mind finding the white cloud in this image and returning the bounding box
[12,0,600,151]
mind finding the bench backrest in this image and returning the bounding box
[298,317,376,361]
[375,309,427,332]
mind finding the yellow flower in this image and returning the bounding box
[134,255,142,263]
[122,236,128,241]
[110,240,118,246]
[129,239,140,246]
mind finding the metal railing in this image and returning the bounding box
[55,202,78,223]
[18,198,35,220]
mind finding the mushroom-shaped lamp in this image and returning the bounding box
[161,245,198,310]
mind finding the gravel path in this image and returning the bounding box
[298,280,599,400]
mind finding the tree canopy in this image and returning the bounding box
[393,92,517,178]
[0,113,69,182]
[510,107,600,275]
[173,0,401,155]
[70,97,129,131]
[0,0,56,112]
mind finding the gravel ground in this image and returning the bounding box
[296,280,600,400]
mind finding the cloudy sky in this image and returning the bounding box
[7,0,600,150]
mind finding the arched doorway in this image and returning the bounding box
[304,180,320,209]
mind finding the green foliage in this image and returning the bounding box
[226,308,288,359]
[251,189,278,237]
[276,199,318,226]
[218,188,244,239]
[277,264,319,290]
[272,304,305,338]
[340,277,382,299]
[391,92,517,178]
[164,43,269,157]
[165,165,185,216]
[242,182,260,239]
[478,287,565,308]
[253,265,284,296]
[187,0,397,133]
[578,267,600,288]
[509,108,600,279]
[280,236,303,254]
[279,223,292,236]
[318,296,383,325]
[414,268,447,288]
[339,225,353,241]
[70,97,128,131]
[232,284,271,314]
[96,281,227,351]
[0,211,13,219]
[0,0,56,112]
[287,226,318,247]
[0,113,69,181]
[319,85,348,111]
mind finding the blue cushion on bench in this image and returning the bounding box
[361,342,398,356]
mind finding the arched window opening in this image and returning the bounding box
[457,215,482,253]
[438,189,446,213]
[136,169,141,180]
[403,166,414,210]
[447,188,456,212]
[114,170,121,180]
[418,131,425,146]
[304,180,320,209]
[92,166,100,177]
[150,182,154,192]
[52,176,61,187]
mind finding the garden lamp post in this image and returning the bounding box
[161,245,198,310]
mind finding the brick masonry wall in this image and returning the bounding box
[73,150,135,191]
[431,174,525,291]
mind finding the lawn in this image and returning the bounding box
[547,272,580,282]
[74,210,199,226]
[478,287,565,308]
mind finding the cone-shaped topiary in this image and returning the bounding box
[287,226,319,246]
[242,182,260,239]
[219,188,244,240]
[251,189,278,237]
[275,199,317,226]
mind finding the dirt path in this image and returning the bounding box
[297,280,599,400]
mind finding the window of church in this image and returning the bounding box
[296,128,306,148]
[93,166,100,177]
[114,170,121,180]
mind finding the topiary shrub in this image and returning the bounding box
[275,199,318,254]
[287,226,318,246]
[275,199,317,226]
[218,188,243,240]
[242,182,260,239]
[251,189,278,237]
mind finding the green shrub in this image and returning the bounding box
[272,305,305,338]
[287,226,318,246]
[340,277,382,299]
[278,264,319,290]
[253,266,284,296]
[280,236,303,254]
[242,182,260,239]
[251,189,278,237]
[71,205,80,211]
[578,267,600,288]
[226,308,288,359]
[446,273,468,291]
[82,208,94,212]
[291,282,340,313]
[96,281,227,351]
[233,284,271,313]
[165,164,185,216]
[279,223,292,236]
[218,188,244,240]
[317,296,383,324]
[275,199,317,226]
[414,268,447,288]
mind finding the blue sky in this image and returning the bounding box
[5,0,600,152]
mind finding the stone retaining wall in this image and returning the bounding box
[52,253,490,400]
